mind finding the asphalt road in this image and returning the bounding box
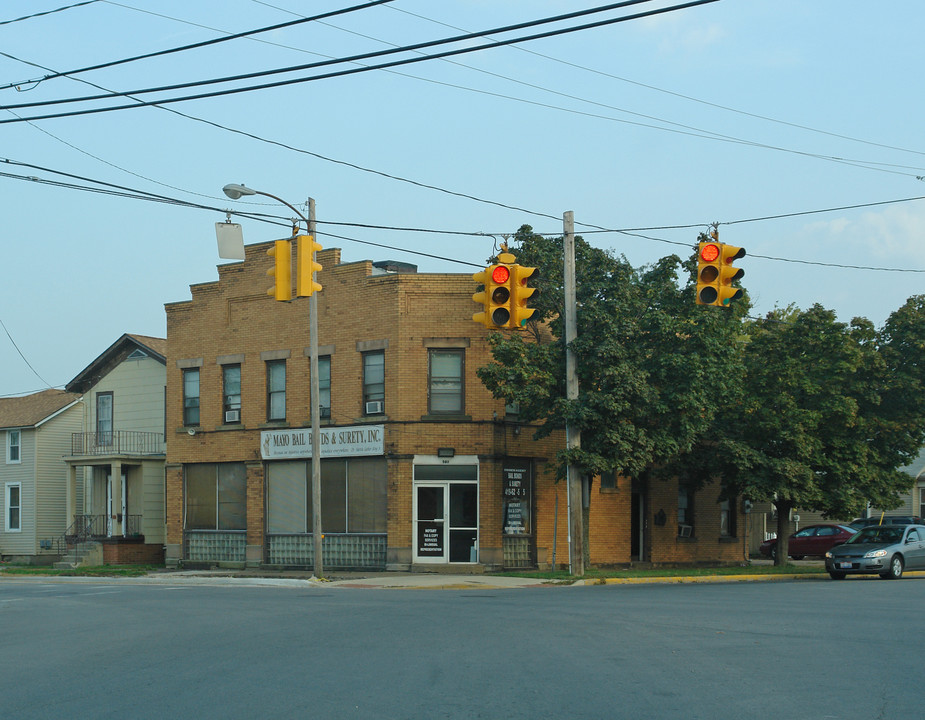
[1,575,920,719]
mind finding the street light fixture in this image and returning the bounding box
[222,182,324,578]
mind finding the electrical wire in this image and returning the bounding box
[4,157,925,274]
[0,0,662,108]
[0,0,99,28]
[0,0,395,91]
[0,0,720,122]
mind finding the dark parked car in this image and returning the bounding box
[759,524,857,560]
[848,515,922,530]
[825,523,925,579]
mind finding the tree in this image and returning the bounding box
[476,227,746,560]
[712,300,925,564]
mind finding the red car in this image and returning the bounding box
[759,524,857,560]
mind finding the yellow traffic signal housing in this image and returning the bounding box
[267,239,293,301]
[696,241,722,306]
[510,264,537,327]
[473,263,513,328]
[717,244,745,306]
[296,234,323,297]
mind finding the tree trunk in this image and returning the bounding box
[774,500,792,567]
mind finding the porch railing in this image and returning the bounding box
[55,514,143,555]
[71,431,165,456]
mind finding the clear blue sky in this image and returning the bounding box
[3,0,924,397]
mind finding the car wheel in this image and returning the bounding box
[828,571,846,580]
[880,554,904,580]
[770,546,777,561]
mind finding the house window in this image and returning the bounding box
[96,392,113,445]
[267,360,286,421]
[720,499,736,537]
[223,364,242,423]
[318,356,331,419]
[363,351,384,415]
[678,486,694,535]
[184,463,246,530]
[429,349,464,414]
[5,482,21,532]
[182,368,200,426]
[7,429,21,464]
[600,470,617,489]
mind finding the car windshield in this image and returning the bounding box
[848,526,903,544]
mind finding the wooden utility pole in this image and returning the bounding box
[563,211,584,576]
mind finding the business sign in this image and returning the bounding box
[260,424,384,460]
[502,459,532,535]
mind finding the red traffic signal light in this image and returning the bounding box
[696,241,722,305]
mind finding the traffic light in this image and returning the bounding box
[267,239,292,301]
[717,244,745,306]
[510,264,537,327]
[696,240,722,306]
[473,263,513,329]
[296,234,323,297]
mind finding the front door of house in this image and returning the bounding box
[106,474,126,537]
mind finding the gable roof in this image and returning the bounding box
[0,389,81,430]
[66,333,166,394]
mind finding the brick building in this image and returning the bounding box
[164,243,745,570]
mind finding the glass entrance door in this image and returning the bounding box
[415,485,445,562]
[414,475,479,564]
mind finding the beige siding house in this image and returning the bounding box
[64,334,167,564]
[1,390,82,562]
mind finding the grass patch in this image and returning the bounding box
[495,563,826,581]
[0,564,160,578]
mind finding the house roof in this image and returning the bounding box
[0,389,81,430]
[66,333,166,394]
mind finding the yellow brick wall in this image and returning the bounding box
[165,243,744,568]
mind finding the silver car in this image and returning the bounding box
[825,523,925,580]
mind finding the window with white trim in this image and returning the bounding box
[5,482,21,531]
[429,349,464,414]
[7,429,21,464]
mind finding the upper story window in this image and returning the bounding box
[267,360,286,421]
[318,356,331,419]
[429,349,464,414]
[96,392,113,445]
[7,429,21,464]
[363,351,384,415]
[182,368,200,427]
[5,482,21,531]
[223,364,242,424]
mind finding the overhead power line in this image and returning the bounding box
[0,0,720,123]
[0,0,99,28]
[0,0,395,91]
[4,157,925,274]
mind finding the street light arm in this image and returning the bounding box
[223,183,308,227]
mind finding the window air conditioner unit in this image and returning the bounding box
[678,524,693,538]
[365,401,383,415]
[320,407,331,419]
[225,410,241,423]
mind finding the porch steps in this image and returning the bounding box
[54,542,103,569]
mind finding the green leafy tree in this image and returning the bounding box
[476,227,747,557]
[711,300,925,564]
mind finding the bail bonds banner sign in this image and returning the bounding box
[260,425,384,460]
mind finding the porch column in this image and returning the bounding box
[66,464,77,529]
[111,460,123,537]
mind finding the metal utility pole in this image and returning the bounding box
[563,211,584,576]
[308,198,323,579]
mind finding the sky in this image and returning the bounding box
[2,0,925,397]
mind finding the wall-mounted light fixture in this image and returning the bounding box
[437,447,455,458]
